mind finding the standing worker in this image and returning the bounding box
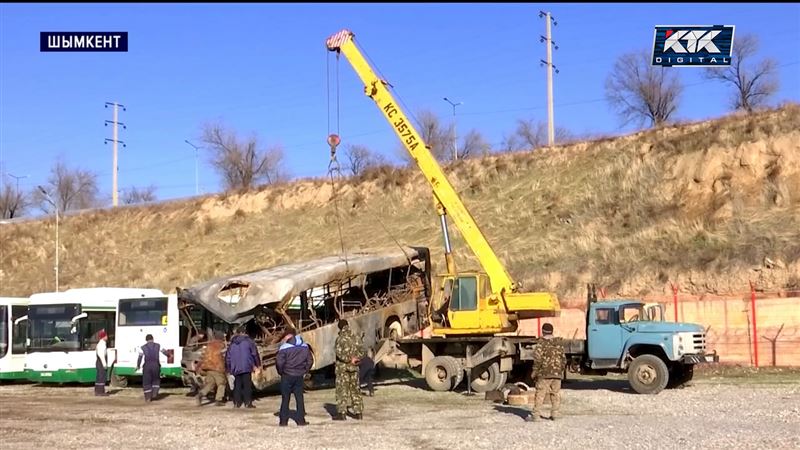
[359,354,376,397]
[276,328,313,426]
[526,323,567,422]
[136,334,170,402]
[333,319,366,421]
[226,326,261,409]
[196,331,228,407]
[94,329,109,397]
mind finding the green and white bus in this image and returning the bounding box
[0,297,29,381]
[25,288,164,383]
[113,293,183,384]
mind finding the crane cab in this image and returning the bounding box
[430,272,512,335]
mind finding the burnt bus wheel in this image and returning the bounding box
[385,319,403,340]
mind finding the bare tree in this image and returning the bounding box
[32,160,99,213]
[122,185,157,205]
[396,109,454,164]
[500,119,573,152]
[342,144,386,177]
[201,123,288,190]
[0,181,27,219]
[605,49,683,127]
[704,34,779,113]
[459,129,491,159]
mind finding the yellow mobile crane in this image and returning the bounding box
[326,29,560,338]
[326,30,718,395]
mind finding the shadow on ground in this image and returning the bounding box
[493,405,530,420]
[562,378,633,393]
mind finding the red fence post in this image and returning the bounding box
[670,282,679,322]
[749,281,759,368]
[537,317,541,337]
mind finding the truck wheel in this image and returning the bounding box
[425,356,459,392]
[628,354,669,395]
[470,362,504,393]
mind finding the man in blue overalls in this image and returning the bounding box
[136,334,169,402]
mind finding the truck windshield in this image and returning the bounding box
[0,305,8,358]
[119,297,168,326]
[619,304,647,323]
[28,304,81,352]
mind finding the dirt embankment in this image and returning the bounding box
[1,105,799,300]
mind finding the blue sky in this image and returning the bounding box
[1,3,798,203]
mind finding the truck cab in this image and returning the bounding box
[585,300,718,394]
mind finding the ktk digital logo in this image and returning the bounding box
[652,25,734,67]
[40,32,128,52]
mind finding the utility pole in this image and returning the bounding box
[38,186,59,292]
[443,97,463,161]
[7,173,27,196]
[184,140,200,195]
[539,11,559,147]
[104,102,127,207]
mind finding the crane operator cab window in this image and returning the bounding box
[449,277,478,311]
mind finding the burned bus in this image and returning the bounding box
[177,246,431,390]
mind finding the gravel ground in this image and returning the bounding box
[1,373,798,450]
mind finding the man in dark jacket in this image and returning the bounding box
[276,328,313,426]
[225,326,261,409]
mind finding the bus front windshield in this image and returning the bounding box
[28,304,81,351]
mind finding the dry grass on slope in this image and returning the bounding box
[1,105,798,298]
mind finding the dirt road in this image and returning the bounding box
[1,372,798,450]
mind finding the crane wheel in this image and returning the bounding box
[439,356,463,389]
[425,356,459,392]
[469,362,506,393]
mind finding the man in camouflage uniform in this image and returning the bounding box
[527,323,567,422]
[333,319,366,421]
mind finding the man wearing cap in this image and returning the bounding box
[95,329,110,396]
[136,334,170,402]
[333,319,366,421]
[527,323,567,422]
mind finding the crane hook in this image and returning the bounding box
[327,133,341,161]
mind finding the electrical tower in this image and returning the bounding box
[104,102,127,207]
[539,11,559,147]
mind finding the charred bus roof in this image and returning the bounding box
[177,246,430,323]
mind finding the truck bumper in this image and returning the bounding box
[681,351,719,364]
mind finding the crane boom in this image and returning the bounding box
[327,30,558,330]
[326,29,515,293]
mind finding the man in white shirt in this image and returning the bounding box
[95,329,109,397]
